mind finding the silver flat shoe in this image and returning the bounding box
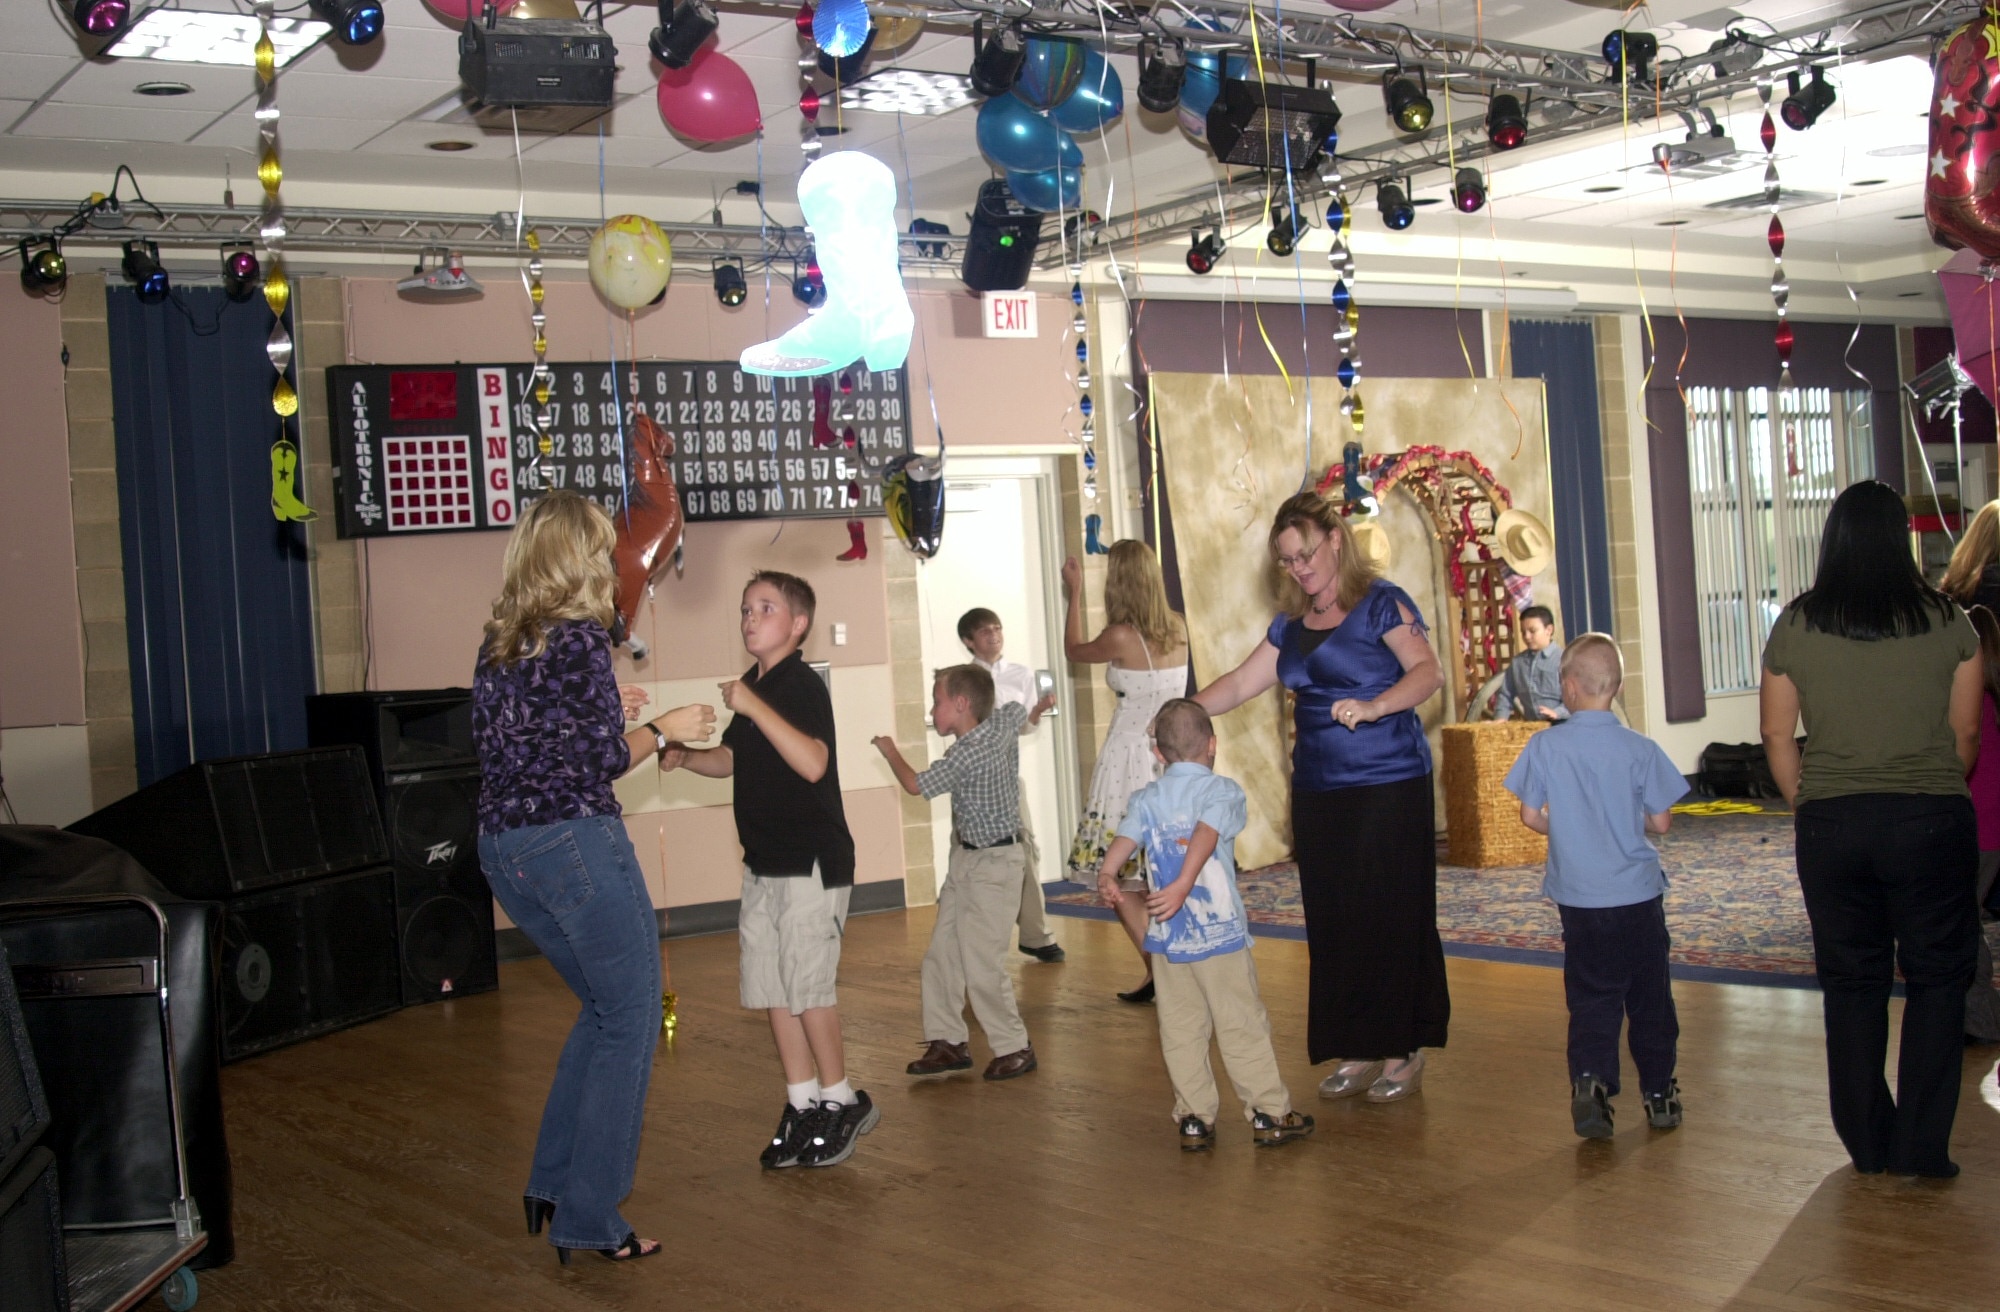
[1317,1060,1384,1100]
[1365,1053,1426,1103]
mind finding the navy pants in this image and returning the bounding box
[1794,793,1978,1176]
[479,814,662,1250]
[1557,896,1678,1098]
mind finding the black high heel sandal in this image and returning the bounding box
[524,1196,555,1235]
[556,1232,661,1266]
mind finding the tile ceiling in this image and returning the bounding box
[0,0,1954,306]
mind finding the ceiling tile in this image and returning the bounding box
[50,56,261,112]
[273,70,463,120]
[13,101,223,144]
[0,53,80,101]
[192,112,399,154]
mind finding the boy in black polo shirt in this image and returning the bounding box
[666,570,875,1168]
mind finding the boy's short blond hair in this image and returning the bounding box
[1559,633,1623,697]
[1151,698,1214,763]
[934,664,996,723]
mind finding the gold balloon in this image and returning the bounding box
[869,7,923,52]
[510,0,580,16]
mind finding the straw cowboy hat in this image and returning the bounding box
[1493,507,1555,576]
[1347,517,1393,572]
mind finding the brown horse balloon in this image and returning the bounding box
[611,411,684,657]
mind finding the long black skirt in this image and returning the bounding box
[1292,773,1451,1063]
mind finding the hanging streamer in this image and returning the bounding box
[255,2,313,523]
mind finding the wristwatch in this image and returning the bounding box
[645,721,670,763]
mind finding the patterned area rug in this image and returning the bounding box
[1047,810,1999,989]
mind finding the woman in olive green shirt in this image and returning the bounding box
[1760,480,1983,1179]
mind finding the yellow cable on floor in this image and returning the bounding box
[1670,799,1768,815]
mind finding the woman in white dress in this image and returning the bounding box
[1063,540,1191,1003]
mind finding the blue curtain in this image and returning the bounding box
[1510,319,1614,640]
[107,286,316,785]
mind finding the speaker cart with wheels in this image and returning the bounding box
[9,894,209,1312]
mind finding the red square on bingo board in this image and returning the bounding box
[389,370,460,422]
[384,435,473,531]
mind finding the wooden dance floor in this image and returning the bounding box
[191,907,2000,1311]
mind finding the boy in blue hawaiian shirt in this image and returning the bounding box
[1097,699,1313,1151]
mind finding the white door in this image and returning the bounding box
[913,457,1077,902]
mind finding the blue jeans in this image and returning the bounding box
[479,814,661,1249]
[1556,896,1678,1098]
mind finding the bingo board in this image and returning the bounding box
[326,360,914,539]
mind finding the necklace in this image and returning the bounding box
[1309,592,1338,616]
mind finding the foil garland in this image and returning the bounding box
[256,1,314,523]
[1762,84,1792,390]
[521,230,557,488]
[1324,144,1363,442]
[1074,275,1096,503]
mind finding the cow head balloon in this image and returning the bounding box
[1926,15,2000,261]
[610,411,685,659]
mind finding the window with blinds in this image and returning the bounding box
[1684,385,1874,693]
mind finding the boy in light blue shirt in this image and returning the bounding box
[1098,700,1313,1151]
[1504,634,1690,1141]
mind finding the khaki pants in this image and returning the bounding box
[922,843,1031,1055]
[1154,948,1291,1124]
[1014,786,1055,950]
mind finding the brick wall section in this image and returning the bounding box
[881,524,935,907]
[298,278,365,694]
[58,275,138,807]
[1592,314,1648,733]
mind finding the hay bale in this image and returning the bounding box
[1441,721,1547,868]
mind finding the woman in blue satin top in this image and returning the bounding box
[1195,490,1449,1104]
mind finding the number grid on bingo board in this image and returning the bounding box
[326,361,914,540]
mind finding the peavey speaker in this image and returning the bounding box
[68,748,386,901]
[306,689,475,782]
[0,1147,64,1312]
[220,868,400,1062]
[382,770,495,1005]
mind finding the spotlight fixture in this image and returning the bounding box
[1266,201,1302,257]
[1186,227,1225,275]
[908,217,952,260]
[791,252,826,307]
[1384,73,1432,134]
[1601,30,1658,85]
[649,0,718,71]
[1708,33,1761,79]
[1377,180,1414,231]
[1781,67,1836,131]
[307,0,383,46]
[120,240,169,304]
[1206,79,1343,171]
[18,238,66,296]
[220,245,261,301]
[1136,39,1185,115]
[712,258,747,307]
[1451,167,1486,214]
[969,19,1026,99]
[70,0,130,37]
[1487,92,1527,150]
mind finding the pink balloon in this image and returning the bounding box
[423,0,516,22]
[657,43,763,143]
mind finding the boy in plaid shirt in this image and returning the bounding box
[875,664,1051,1082]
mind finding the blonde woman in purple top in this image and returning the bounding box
[473,490,715,1266]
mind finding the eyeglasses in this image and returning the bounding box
[1274,535,1327,572]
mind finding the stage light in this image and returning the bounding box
[121,239,169,304]
[791,252,825,307]
[1185,227,1224,275]
[18,238,66,295]
[221,246,260,301]
[1487,92,1527,150]
[70,0,130,37]
[908,217,952,259]
[648,0,717,71]
[308,0,382,46]
[1708,33,1760,78]
[712,258,747,307]
[969,19,1026,99]
[1377,180,1414,231]
[1266,201,1301,257]
[1384,74,1432,134]
[1602,29,1658,85]
[1781,67,1835,131]
[1451,167,1486,214]
[1136,39,1185,115]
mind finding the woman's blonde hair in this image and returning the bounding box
[481,491,618,667]
[1942,499,2000,604]
[1103,539,1183,651]
[1268,489,1378,616]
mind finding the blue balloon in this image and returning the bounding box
[812,0,870,59]
[977,93,1083,172]
[1005,165,1083,213]
[1179,64,1222,117]
[1049,47,1123,133]
[1017,36,1087,112]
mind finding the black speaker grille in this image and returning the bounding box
[220,895,310,1060]
[243,759,319,878]
[302,871,401,1027]
[403,898,481,993]
[387,776,479,881]
[0,1148,64,1312]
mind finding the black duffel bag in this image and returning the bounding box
[1697,741,1780,799]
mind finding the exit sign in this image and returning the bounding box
[981,291,1038,339]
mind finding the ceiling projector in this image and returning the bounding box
[397,251,484,298]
